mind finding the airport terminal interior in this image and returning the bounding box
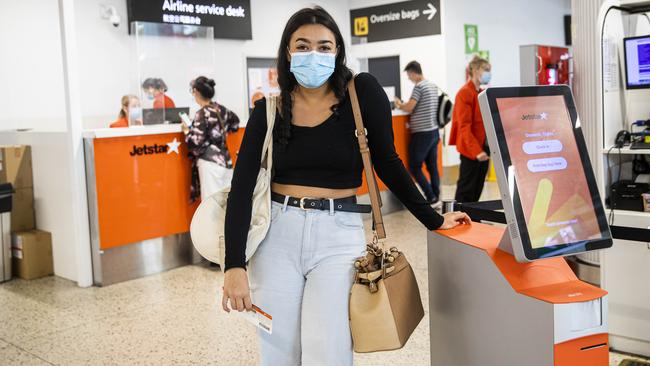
[1,0,650,365]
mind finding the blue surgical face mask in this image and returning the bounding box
[290,51,336,89]
[146,93,155,101]
[480,71,492,85]
[129,107,142,122]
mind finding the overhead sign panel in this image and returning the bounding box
[350,0,441,43]
[127,0,252,40]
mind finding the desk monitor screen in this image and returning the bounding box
[479,86,612,262]
[143,107,190,125]
[624,35,650,89]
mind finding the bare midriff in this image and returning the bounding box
[272,183,358,200]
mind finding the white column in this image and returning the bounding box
[571,0,607,173]
[58,0,93,287]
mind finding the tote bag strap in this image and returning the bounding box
[261,96,277,170]
[348,77,386,240]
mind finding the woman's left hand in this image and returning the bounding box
[438,212,471,230]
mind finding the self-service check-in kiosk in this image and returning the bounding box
[428,86,613,365]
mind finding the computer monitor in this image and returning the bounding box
[624,35,650,89]
[142,107,190,125]
[478,86,612,262]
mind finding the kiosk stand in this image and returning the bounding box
[428,86,613,365]
[428,223,608,365]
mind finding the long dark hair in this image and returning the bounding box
[275,6,353,148]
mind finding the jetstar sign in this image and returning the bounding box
[129,138,181,156]
[350,0,441,43]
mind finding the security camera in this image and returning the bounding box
[100,4,121,28]
[110,12,121,27]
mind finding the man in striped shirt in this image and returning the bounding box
[395,60,440,204]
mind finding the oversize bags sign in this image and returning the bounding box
[350,0,441,43]
[127,0,252,40]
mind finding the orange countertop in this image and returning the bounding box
[435,222,608,304]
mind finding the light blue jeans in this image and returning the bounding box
[249,199,366,366]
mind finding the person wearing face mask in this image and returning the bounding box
[222,7,470,366]
[110,95,141,128]
[183,76,240,202]
[141,77,176,109]
[449,55,492,203]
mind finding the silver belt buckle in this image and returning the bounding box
[299,197,313,210]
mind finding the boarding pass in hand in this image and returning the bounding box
[235,304,272,335]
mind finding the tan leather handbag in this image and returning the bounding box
[348,77,425,353]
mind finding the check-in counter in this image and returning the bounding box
[83,125,198,285]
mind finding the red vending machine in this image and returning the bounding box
[520,45,571,86]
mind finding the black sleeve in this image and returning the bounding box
[354,73,444,230]
[224,98,267,271]
[219,104,240,132]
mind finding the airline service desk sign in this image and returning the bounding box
[350,0,441,44]
[127,0,252,40]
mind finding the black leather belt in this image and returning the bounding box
[271,192,371,213]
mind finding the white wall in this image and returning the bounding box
[0,0,83,283]
[444,0,571,98]
[75,0,352,129]
[0,0,67,132]
[0,132,78,281]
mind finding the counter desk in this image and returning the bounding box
[83,125,195,285]
[82,112,437,285]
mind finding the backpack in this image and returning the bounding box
[437,91,453,128]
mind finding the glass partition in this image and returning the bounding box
[131,21,216,126]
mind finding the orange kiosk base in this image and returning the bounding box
[427,223,609,366]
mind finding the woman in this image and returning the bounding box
[183,76,239,201]
[222,7,469,365]
[449,56,492,203]
[141,77,176,109]
[109,95,140,128]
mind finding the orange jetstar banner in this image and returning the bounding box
[92,132,198,249]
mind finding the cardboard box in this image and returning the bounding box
[11,187,35,232]
[11,230,53,280]
[0,146,33,189]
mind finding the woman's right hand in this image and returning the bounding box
[476,151,489,162]
[222,268,253,312]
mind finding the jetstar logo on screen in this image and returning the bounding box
[521,112,548,121]
[129,138,181,156]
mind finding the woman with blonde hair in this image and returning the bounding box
[110,94,140,128]
[449,55,492,202]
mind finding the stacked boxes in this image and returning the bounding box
[0,145,53,280]
[0,146,34,231]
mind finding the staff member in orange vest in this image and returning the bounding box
[449,56,492,203]
[142,78,176,109]
[110,95,141,128]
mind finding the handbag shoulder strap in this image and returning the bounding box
[348,77,386,239]
[260,96,277,169]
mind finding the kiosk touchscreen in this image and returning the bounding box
[478,86,612,262]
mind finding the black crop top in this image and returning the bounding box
[224,73,444,271]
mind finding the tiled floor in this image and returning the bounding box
[0,183,648,365]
